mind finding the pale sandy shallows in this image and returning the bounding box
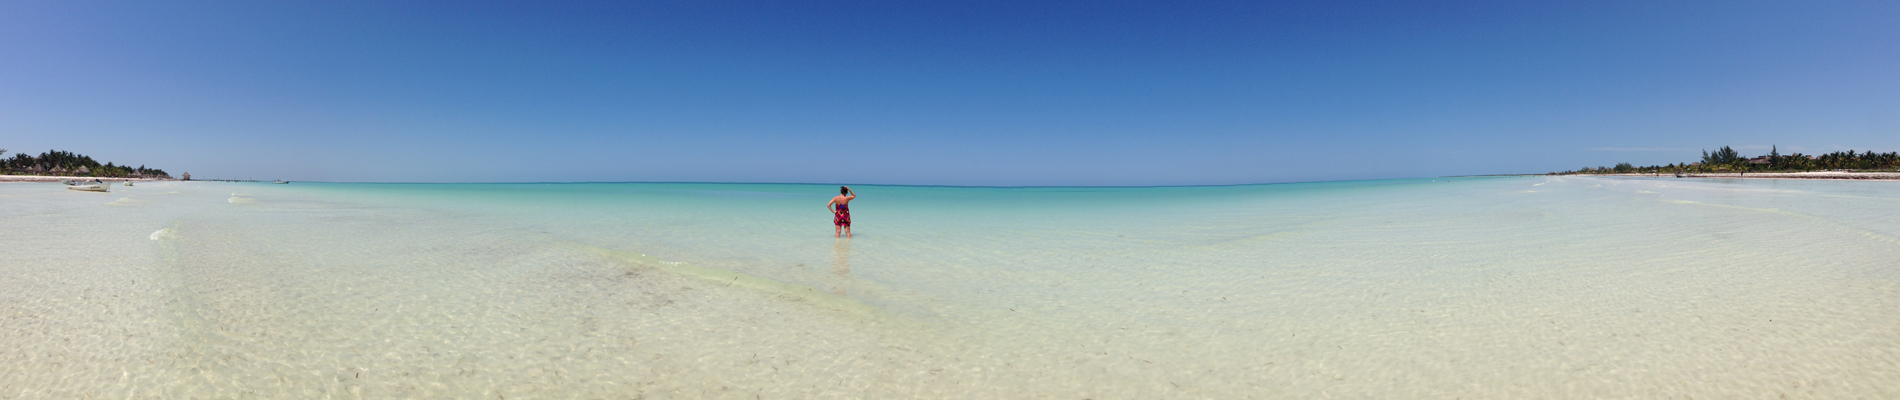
[2,177,1897,398]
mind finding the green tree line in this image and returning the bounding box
[1559,145,1900,175]
[1,149,172,178]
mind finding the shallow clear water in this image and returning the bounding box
[2,176,1897,398]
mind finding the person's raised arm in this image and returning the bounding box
[845,187,856,200]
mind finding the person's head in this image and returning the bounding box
[840,186,849,195]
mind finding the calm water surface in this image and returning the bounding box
[2,176,1896,398]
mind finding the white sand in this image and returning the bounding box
[1606,171,1900,180]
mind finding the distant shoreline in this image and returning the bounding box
[1600,171,1900,181]
[0,175,173,183]
[9,172,1894,184]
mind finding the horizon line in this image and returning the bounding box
[171,174,1536,189]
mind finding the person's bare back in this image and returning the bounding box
[826,186,856,238]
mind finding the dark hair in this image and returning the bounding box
[840,186,848,195]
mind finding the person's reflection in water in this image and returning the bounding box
[831,239,852,295]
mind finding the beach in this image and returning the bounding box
[2,176,1897,398]
[1611,171,1900,180]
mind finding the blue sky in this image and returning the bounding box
[3,1,1896,185]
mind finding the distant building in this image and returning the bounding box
[1747,156,1771,165]
[182,172,191,180]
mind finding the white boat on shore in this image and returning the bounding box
[63,180,111,192]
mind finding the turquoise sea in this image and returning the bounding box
[3,176,1897,398]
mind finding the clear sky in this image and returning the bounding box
[3,1,1896,185]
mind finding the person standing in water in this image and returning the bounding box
[827,186,856,238]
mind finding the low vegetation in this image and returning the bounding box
[1,149,172,178]
[1559,146,1900,175]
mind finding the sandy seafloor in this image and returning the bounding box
[1,176,1896,398]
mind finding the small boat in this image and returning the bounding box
[124,181,134,186]
[65,180,111,192]
[272,180,289,184]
